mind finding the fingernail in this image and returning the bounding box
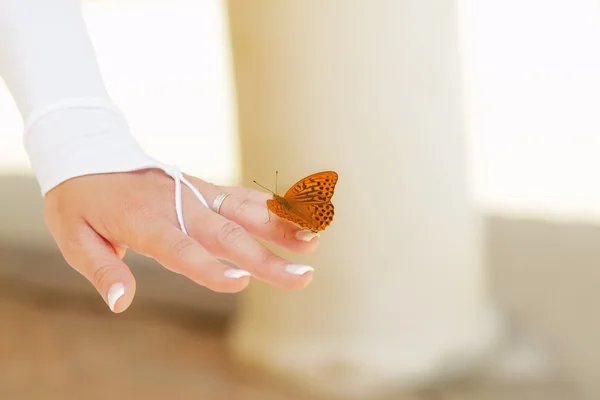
[107,282,125,312]
[285,264,314,275]
[295,230,320,242]
[224,269,251,279]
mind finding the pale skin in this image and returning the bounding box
[43,168,320,313]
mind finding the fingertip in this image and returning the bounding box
[107,282,125,311]
[107,279,136,313]
[215,275,252,293]
[295,274,313,290]
[295,240,320,256]
[295,230,320,242]
[196,266,252,294]
[283,264,314,290]
[224,268,251,279]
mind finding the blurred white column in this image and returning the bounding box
[225,1,502,397]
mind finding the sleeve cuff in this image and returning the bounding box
[24,98,165,196]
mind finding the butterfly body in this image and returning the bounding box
[273,194,291,209]
[264,171,338,233]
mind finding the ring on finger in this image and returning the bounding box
[212,192,231,214]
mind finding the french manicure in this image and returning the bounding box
[295,230,320,242]
[224,269,251,279]
[285,264,314,275]
[107,282,125,312]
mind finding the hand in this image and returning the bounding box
[43,168,320,313]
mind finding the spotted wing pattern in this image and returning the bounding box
[266,171,338,232]
[301,201,335,231]
[285,171,338,204]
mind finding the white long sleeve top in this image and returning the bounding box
[0,0,164,196]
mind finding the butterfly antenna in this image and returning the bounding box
[275,170,278,195]
[253,180,275,194]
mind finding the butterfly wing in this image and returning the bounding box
[280,171,338,232]
[267,199,320,231]
[301,201,335,231]
[284,171,338,204]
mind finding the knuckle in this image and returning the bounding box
[262,251,281,267]
[231,198,252,217]
[92,262,120,290]
[217,221,246,245]
[169,236,198,259]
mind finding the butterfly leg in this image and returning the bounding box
[266,208,271,225]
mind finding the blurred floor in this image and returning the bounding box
[0,276,576,400]
[0,279,303,400]
[3,215,600,399]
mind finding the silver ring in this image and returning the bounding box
[212,192,231,214]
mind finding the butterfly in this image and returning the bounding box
[254,171,338,233]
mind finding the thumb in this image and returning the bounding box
[56,224,137,313]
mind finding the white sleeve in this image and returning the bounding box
[0,0,164,196]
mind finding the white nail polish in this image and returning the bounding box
[295,230,320,242]
[285,264,314,275]
[224,269,251,279]
[107,282,125,312]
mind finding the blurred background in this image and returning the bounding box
[2,0,600,398]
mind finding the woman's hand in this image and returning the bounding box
[43,169,320,313]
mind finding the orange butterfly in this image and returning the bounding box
[254,171,338,233]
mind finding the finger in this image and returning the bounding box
[54,223,136,313]
[225,186,323,244]
[182,203,314,291]
[221,184,272,203]
[190,178,320,253]
[130,219,251,294]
